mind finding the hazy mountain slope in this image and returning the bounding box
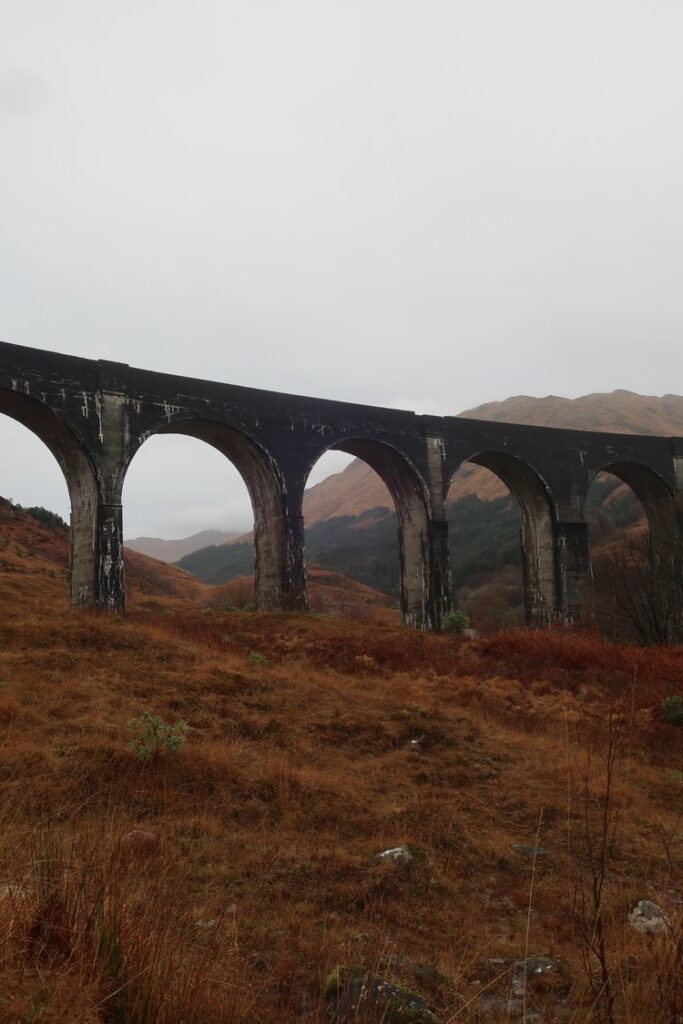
[125,529,240,563]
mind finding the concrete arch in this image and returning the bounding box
[303,436,437,627]
[591,461,678,563]
[123,417,299,611]
[0,387,100,605]
[448,451,558,624]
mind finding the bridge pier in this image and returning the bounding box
[96,503,125,610]
[427,518,451,629]
[554,520,592,622]
[279,513,308,612]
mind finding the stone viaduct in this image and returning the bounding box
[1,340,682,629]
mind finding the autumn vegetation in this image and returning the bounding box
[0,500,681,1022]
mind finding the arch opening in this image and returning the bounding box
[122,420,289,611]
[301,438,435,627]
[587,463,681,643]
[0,390,99,606]
[447,452,557,630]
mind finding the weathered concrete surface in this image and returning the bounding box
[1,339,682,629]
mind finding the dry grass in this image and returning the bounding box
[0,506,681,1022]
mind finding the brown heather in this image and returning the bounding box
[0,506,681,1022]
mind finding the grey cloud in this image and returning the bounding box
[0,68,49,117]
[1,1,682,537]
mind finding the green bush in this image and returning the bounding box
[129,712,188,762]
[661,696,683,727]
[443,609,470,635]
[248,651,269,666]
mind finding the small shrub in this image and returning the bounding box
[661,696,683,727]
[443,610,470,635]
[129,712,188,762]
[248,651,269,666]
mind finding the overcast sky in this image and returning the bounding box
[2,1,682,537]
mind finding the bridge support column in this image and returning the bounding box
[280,513,308,612]
[671,456,683,637]
[520,515,557,626]
[554,520,592,622]
[399,518,448,631]
[428,518,451,630]
[253,511,307,613]
[96,503,125,611]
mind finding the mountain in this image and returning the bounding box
[125,529,240,563]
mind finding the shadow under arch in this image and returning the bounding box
[304,436,437,628]
[124,416,295,611]
[594,461,678,558]
[585,461,681,642]
[449,451,558,625]
[0,387,99,605]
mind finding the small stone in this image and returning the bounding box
[628,900,671,935]
[324,967,437,1022]
[513,845,549,859]
[375,846,413,866]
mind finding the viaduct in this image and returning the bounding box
[1,340,682,630]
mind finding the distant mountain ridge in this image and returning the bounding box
[125,529,240,563]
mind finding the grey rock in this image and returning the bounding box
[375,845,413,866]
[628,900,671,935]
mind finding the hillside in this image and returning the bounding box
[0,498,397,624]
[0,509,681,1022]
[125,529,241,563]
[179,475,642,632]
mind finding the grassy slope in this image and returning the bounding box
[177,478,642,637]
[0,509,681,1021]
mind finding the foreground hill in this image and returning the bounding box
[0,522,681,1022]
[0,497,397,623]
[179,476,641,632]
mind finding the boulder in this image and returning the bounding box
[628,900,671,935]
[375,846,413,866]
